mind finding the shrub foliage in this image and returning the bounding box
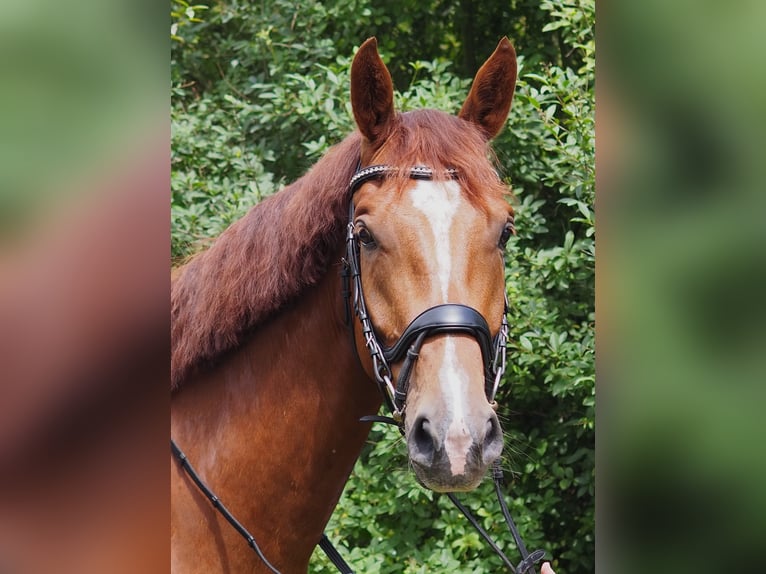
[171,0,594,571]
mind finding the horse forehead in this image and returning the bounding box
[404,180,473,302]
[402,180,486,228]
[403,178,499,242]
[408,178,461,211]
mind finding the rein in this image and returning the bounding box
[170,163,545,574]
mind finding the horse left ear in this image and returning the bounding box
[351,37,396,146]
[459,37,518,140]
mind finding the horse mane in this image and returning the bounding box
[171,131,361,389]
[171,110,508,390]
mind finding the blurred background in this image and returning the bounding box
[1,0,764,572]
[0,0,169,572]
[599,1,766,572]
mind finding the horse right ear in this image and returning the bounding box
[350,37,396,146]
[459,37,517,140]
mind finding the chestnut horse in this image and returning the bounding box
[171,37,518,573]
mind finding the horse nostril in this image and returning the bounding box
[482,415,504,464]
[485,417,498,441]
[411,416,437,460]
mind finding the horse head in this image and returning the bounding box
[348,37,517,492]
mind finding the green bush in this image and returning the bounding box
[172,0,594,571]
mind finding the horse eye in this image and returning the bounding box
[499,221,515,248]
[356,226,376,247]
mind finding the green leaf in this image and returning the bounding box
[519,335,534,351]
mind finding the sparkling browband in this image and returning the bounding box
[349,165,459,194]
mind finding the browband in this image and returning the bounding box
[349,165,459,195]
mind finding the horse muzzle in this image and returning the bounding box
[406,409,504,492]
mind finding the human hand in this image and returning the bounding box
[541,562,556,574]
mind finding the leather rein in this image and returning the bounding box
[170,164,546,574]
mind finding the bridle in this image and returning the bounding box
[342,164,510,422]
[170,163,546,574]
[341,164,544,574]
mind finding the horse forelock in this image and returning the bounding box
[171,110,511,390]
[376,110,512,211]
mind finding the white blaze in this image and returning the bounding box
[409,179,461,301]
[441,337,471,474]
[409,180,471,475]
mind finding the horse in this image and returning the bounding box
[171,36,519,573]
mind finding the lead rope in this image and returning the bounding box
[171,439,353,574]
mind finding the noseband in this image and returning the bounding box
[342,164,510,421]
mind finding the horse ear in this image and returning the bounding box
[351,37,396,145]
[459,37,518,140]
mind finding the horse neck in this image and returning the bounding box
[171,263,381,572]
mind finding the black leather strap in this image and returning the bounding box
[318,534,355,574]
[348,164,459,196]
[171,440,284,574]
[393,331,428,411]
[382,304,493,366]
[517,550,547,574]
